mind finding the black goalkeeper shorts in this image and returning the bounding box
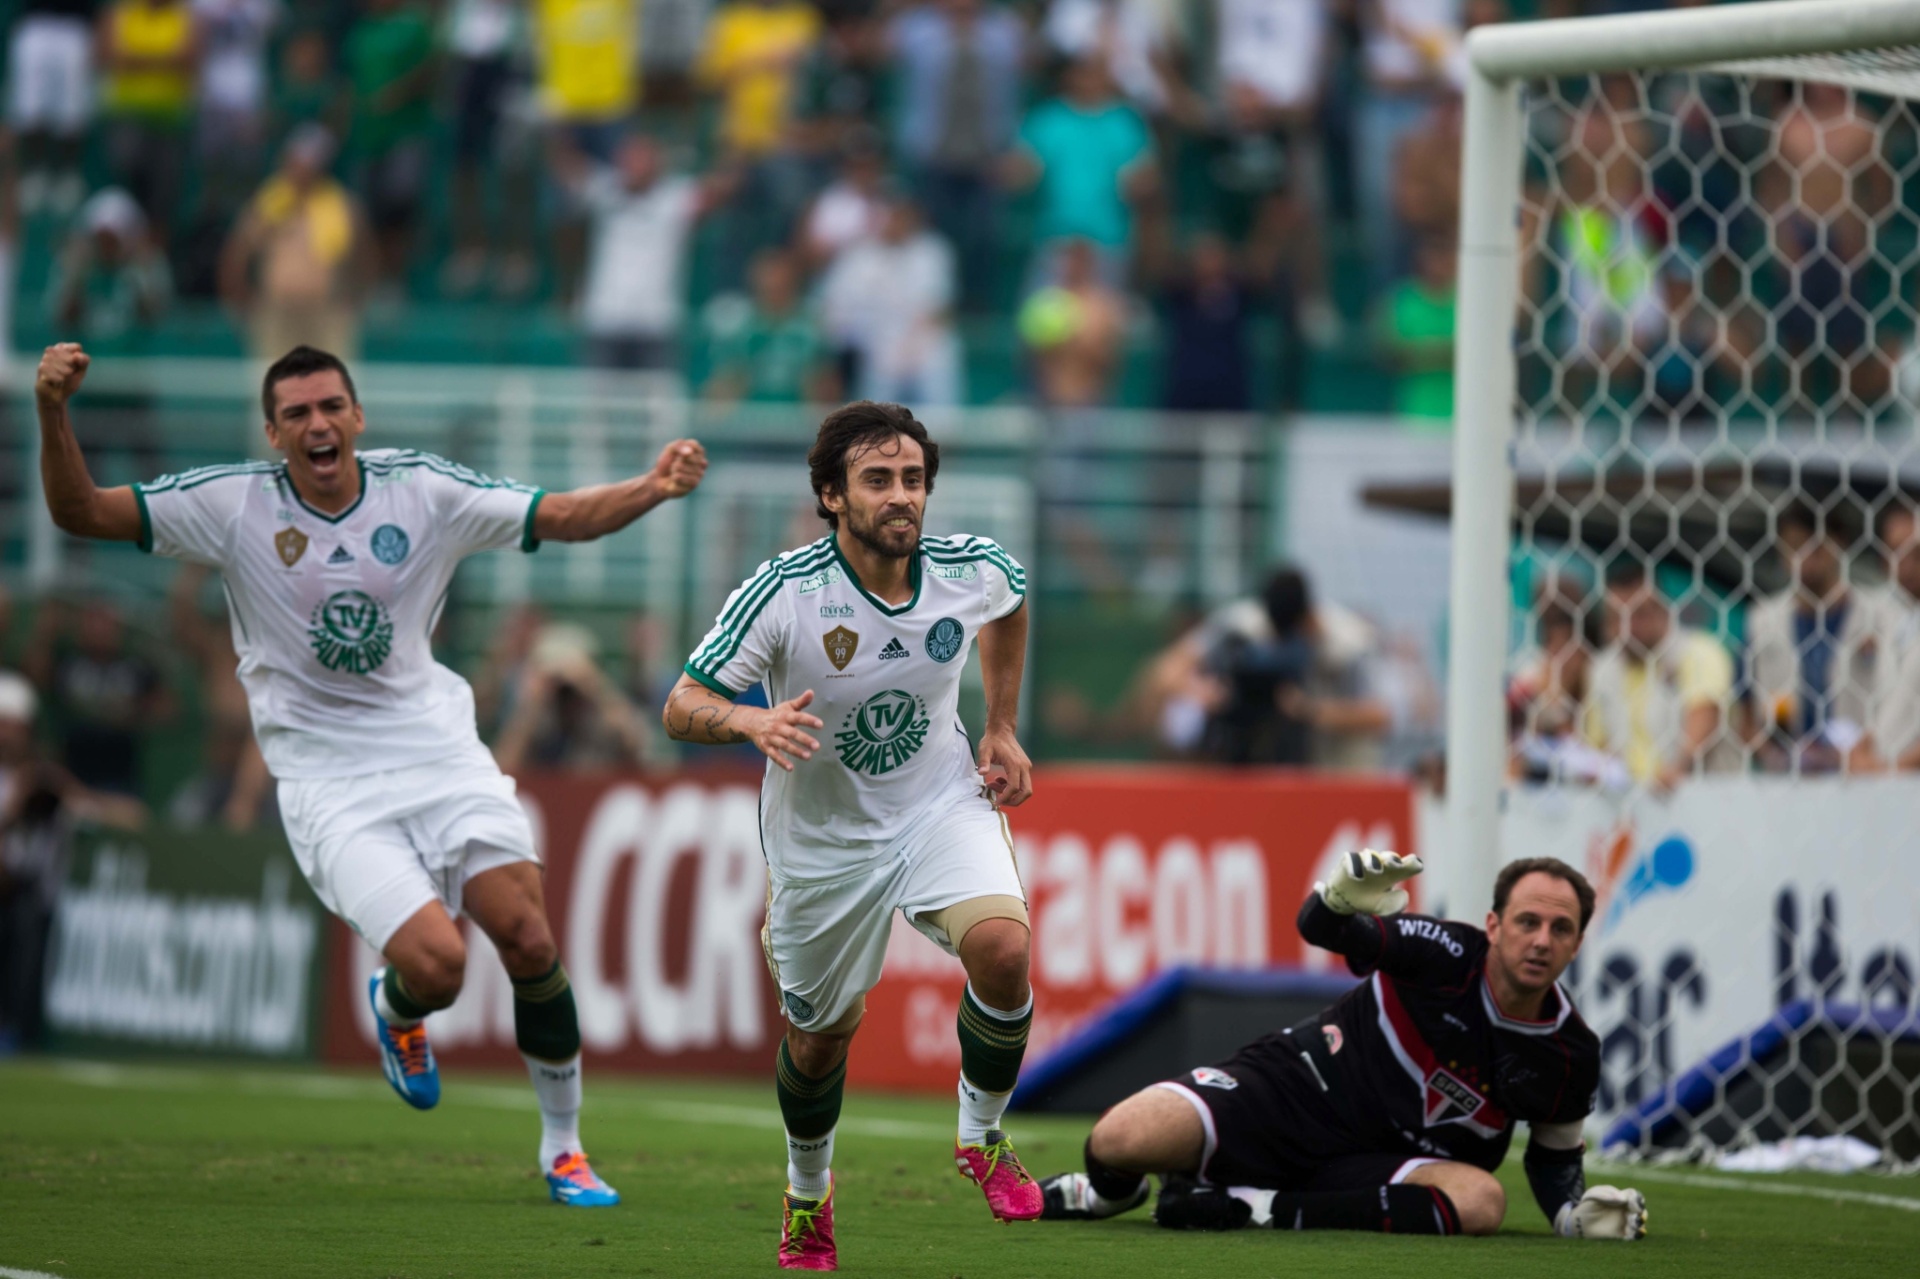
[1155,1029,1440,1191]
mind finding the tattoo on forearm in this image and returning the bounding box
[666,686,750,744]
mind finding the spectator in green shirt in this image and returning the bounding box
[702,248,840,405]
[1374,234,1457,429]
[1004,58,1158,289]
[344,0,437,290]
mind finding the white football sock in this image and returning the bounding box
[374,975,423,1030]
[957,1073,1013,1146]
[786,1127,835,1200]
[523,1053,583,1170]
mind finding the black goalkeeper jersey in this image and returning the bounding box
[1291,895,1601,1172]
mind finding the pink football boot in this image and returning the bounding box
[779,1177,837,1271]
[955,1129,1044,1222]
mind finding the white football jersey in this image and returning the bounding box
[685,533,1026,881]
[135,448,543,780]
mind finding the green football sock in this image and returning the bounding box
[512,962,582,1062]
[777,1040,844,1200]
[957,983,1031,1095]
[381,965,435,1022]
[956,984,1032,1145]
[776,1039,846,1141]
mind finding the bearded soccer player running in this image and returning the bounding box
[664,402,1037,1270]
[1039,853,1650,1242]
[34,342,708,1206]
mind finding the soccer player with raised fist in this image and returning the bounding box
[1038,853,1648,1242]
[35,342,707,1206]
[664,402,1036,1271]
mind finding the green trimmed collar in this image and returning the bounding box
[283,457,367,524]
[832,533,922,616]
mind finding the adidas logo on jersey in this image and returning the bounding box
[327,545,355,564]
[878,638,910,661]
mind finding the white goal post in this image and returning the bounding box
[1444,0,1920,1161]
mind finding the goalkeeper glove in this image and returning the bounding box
[1554,1186,1648,1240]
[1318,849,1423,917]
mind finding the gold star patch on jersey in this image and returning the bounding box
[823,625,859,671]
[274,527,308,567]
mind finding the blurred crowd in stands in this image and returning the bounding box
[0,0,1817,417]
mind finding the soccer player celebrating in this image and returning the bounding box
[35,342,708,1208]
[1039,853,1650,1241]
[663,401,1037,1270]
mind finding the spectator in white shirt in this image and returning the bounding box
[1211,0,1338,345]
[798,139,890,273]
[193,0,279,218]
[569,132,736,372]
[1358,0,1470,289]
[818,190,964,405]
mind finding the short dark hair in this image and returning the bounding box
[1261,567,1312,637]
[262,346,357,420]
[1492,857,1596,934]
[807,401,939,528]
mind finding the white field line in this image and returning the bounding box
[1588,1163,1920,1213]
[2,1268,69,1279]
[50,1060,953,1142]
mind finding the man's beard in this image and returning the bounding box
[847,506,919,558]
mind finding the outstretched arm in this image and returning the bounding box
[533,439,709,543]
[35,344,141,542]
[662,673,823,772]
[976,604,1033,807]
[1524,1124,1647,1240]
[1296,849,1426,966]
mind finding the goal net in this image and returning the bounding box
[1449,1,1920,1166]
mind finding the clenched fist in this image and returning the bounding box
[36,343,91,407]
[652,439,708,498]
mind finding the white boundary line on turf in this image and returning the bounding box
[1593,1165,1920,1213]
[3,1266,69,1278]
[50,1061,954,1142]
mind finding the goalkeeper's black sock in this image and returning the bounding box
[1084,1137,1148,1204]
[1262,1185,1461,1235]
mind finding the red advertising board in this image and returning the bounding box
[323,768,1412,1093]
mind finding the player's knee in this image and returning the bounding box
[785,1026,850,1079]
[491,911,557,977]
[1449,1171,1506,1236]
[402,939,467,1007]
[1087,1106,1155,1172]
[960,921,1030,1006]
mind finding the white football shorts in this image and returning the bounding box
[762,790,1025,1032]
[278,743,540,951]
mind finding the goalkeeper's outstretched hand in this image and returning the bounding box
[1555,1186,1648,1240]
[1318,849,1423,917]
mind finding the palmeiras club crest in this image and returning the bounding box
[824,625,859,671]
[308,589,394,675]
[275,527,309,567]
[835,689,931,776]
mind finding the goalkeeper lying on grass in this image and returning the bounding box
[1038,852,1648,1240]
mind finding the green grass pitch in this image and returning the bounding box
[3,1058,1917,1278]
